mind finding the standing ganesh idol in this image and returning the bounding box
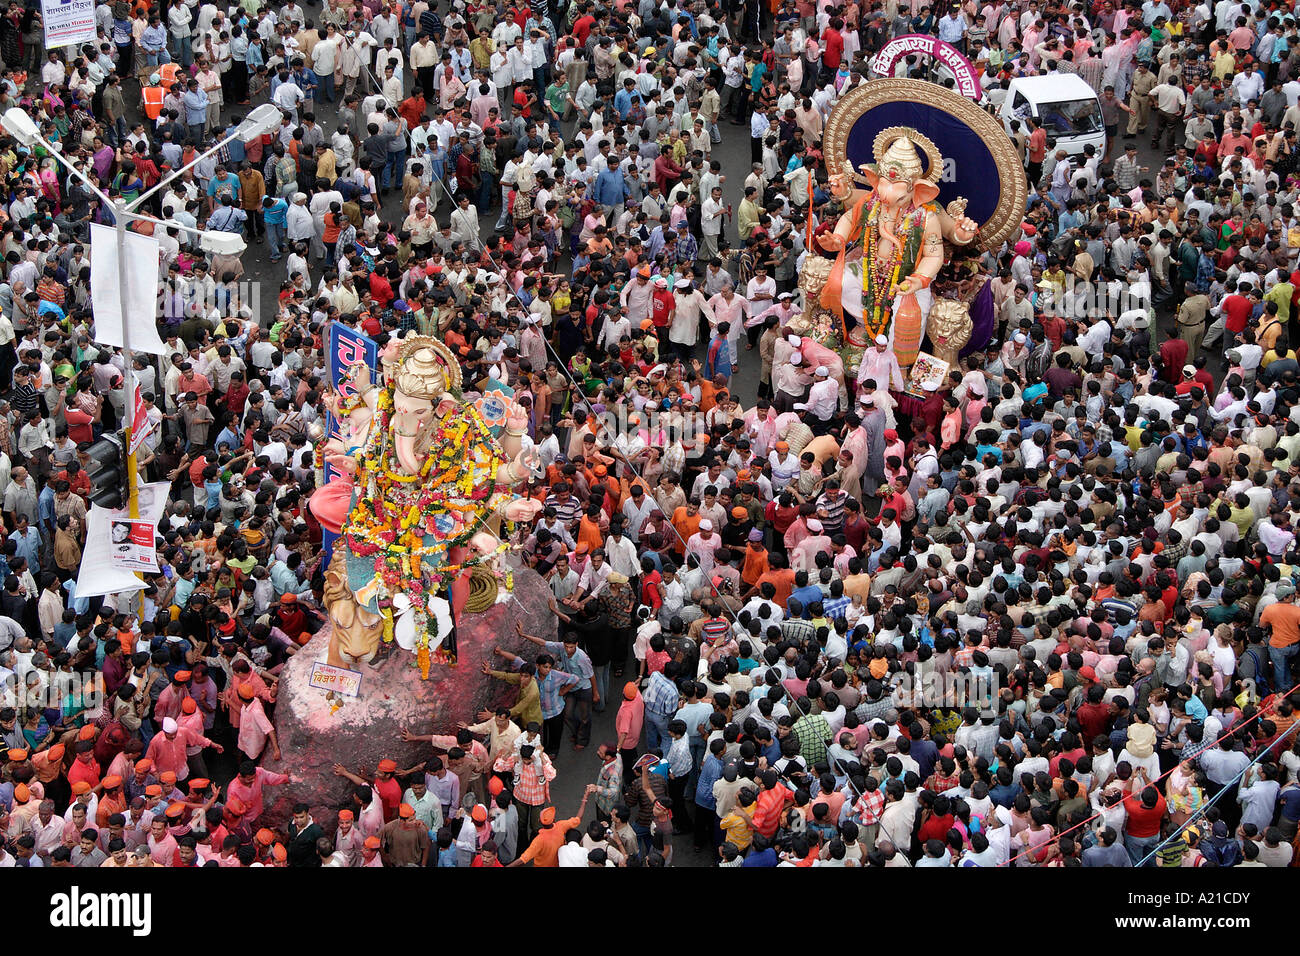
[310,335,542,678]
[817,128,979,367]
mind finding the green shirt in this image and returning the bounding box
[1264,282,1293,324]
[545,81,570,117]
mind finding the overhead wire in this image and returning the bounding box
[1133,714,1300,867]
[999,680,1300,867]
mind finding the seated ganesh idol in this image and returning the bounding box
[309,334,543,680]
[814,128,979,368]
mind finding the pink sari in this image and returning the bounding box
[39,167,60,214]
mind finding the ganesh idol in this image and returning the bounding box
[817,128,979,367]
[310,334,542,678]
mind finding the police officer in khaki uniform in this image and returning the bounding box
[1126,62,1158,137]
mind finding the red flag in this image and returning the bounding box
[128,383,154,456]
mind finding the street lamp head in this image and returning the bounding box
[199,232,247,256]
[235,103,284,138]
[1,108,40,147]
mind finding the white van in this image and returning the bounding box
[998,74,1106,160]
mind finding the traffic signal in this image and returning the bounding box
[83,433,127,510]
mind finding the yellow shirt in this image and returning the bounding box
[720,805,754,850]
[1263,348,1297,369]
[1227,503,1256,539]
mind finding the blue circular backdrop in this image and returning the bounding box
[844,100,1002,227]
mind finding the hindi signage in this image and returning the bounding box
[308,661,363,698]
[42,0,97,50]
[108,519,159,573]
[324,323,378,485]
[869,35,982,101]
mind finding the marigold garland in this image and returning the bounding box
[337,394,514,669]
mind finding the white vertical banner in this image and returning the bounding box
[76,482,172,598]
[89,223,168,356]
[41,0,98,49]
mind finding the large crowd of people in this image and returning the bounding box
[0,0,1298,871]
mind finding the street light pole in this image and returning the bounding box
[115,203,139,517]
[0,105,283,518]
[123,103,283,215]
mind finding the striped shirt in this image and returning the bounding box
[781,618,816,646]
[855,695,895,724]
[535,667,580,720]
[816,491,849,535]
[544,493,582,523]
[823,595,851,621]
[643,671,681,718]
[9,383,38,418]
[544,640,594,691]
[699,616,731,645]
[667,736,694,777]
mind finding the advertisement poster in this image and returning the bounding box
[108,519,160,573]
[77,483,170,598]
[907,352,950,397]
[42,0,97,50]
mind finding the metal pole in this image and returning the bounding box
[16,128,211,522]
[12,134,212,240]
[123,121,260,215]
[115,204,139,520]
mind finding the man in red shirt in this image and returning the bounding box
[1074,676,1111,741]
[397,90,425,131]
[650,278,675,331]
[917,794,956,844]
[1158,335,1188,383]
[1026,117,1048,182]
[63,401,96,445]
[371,759,403,820]
[572,10,596,45]
[55,462,91,501]
[821,19,844,71]
[513,81,535,119]
[471,840,504,866]
[1218,281,1255,350]
[1122,781,1167,866]
[225,371,250,418]
[1174,358,1216,396]
[177,364,212,402]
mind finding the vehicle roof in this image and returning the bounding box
[1007,74,1099,102]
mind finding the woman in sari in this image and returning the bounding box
[37,156,60,214]
[41,85,64,118]
[90,134,115,181]
[1166,759,1204,827]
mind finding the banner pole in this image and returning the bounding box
[115,206,140,522]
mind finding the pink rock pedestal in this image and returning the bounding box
[264,565,556,830]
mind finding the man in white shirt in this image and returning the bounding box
[795,366,838,434]
[272,75,305,122]
[750,107,773,164]
[701,185,726,261]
